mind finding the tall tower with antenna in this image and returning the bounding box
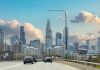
[46,20,52,48]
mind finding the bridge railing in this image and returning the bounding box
[64,59,100,68]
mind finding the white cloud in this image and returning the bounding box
[0,19,44,43]
[71,11,100,24]
[0,19,4,23]
[70,33,96,41]
[8,20,20,29]
[24,23,44,42]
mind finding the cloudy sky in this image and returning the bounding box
[0,0,100,43]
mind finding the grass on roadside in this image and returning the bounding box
[96,65,100,69]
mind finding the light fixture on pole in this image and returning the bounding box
[48,10,68,58]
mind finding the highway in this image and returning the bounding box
[0,61,80,70]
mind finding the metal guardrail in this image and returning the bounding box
[64,59,100,68]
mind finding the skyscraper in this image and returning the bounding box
[73,42,78,53]
[63,26,68,50]
[86,40,90,54]
[97,32,100,54]
[0,27,4,51]
[10,35,21,52]
[20,26,26,45]
[30,39,40,49]
[86,39,96,55]
[56,32,62,46]
[10,35,19,46]
[46,20,52,48]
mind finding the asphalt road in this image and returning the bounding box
[0,61,80,70]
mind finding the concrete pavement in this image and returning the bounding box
[0,61,80,70]
[0,61,22,68]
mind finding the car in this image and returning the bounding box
[23,56,34,64]
[42,58,45,62]
[37,59,42,62]
[32,57,37,63]
[44,57,52,63]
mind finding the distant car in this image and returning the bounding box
[42,58,45,62]
[32,57,37,63]
[37,59,42,62]
[44,57,52,63]
[23,56,34,64]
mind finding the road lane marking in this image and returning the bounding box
[0,63,22,70]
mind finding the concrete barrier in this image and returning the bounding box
[65,59,100,68]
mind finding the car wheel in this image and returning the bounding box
[24,62,26,64]
[32,62,33,64]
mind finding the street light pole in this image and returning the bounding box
[48,10,68,58]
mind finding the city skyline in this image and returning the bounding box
[0,1,100,69]
[0,0,100,43]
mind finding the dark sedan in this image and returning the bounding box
[23,56,34,64]
[45,57,52,63]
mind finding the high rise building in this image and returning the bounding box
[97,32,100,54]
[46,20,52,48]
[78,45,88,55]
[10,35,21,53]
[10,35,19,46]
[0,27,4,51]
[86,39,96,56]
[30,39,40,49]
[86,40,90,54]
[56,32,62,46]
[73,42,79,53]
[20,26,26,45]
[30,41,34,47]
[63,26,68,50]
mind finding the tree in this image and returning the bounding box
[87,56,92,62]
